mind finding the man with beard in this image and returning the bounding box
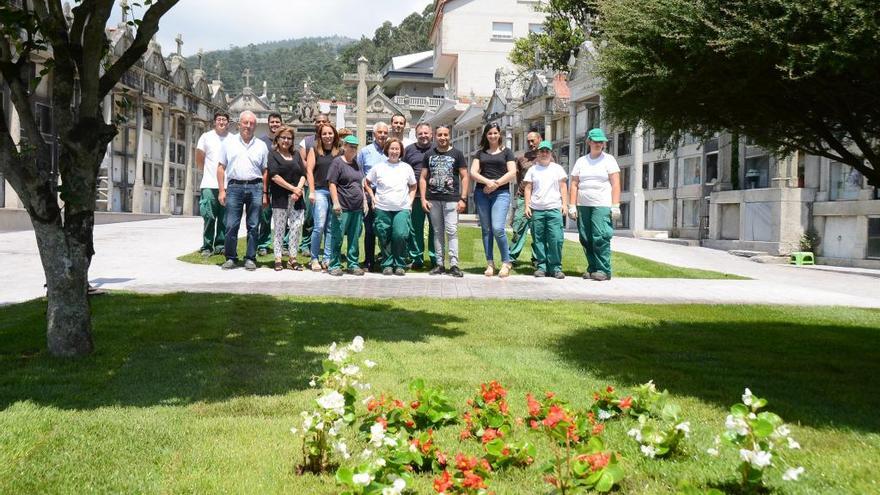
[402,122,436,269]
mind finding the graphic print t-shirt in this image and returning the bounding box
[422,147,467,202]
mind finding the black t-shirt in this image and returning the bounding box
[403,143,432,194]
[313,147,337,189]
[473,148,515,190]
[268,150,306,210]
[423,146,468,202]
[327,156,365,212]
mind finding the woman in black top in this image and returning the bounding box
[306,123,340,272]
[470,122,517,277]
[268,126,307,271]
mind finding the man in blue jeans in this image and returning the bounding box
[217,110,269,271]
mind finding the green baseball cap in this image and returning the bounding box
[587,128,608,142]
[537,140,553,151]
[343,135,359,146]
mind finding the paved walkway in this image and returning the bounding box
[1,217,879,307]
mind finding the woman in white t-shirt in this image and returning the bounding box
[568,128,621,281]
[523,141,569,279]
[365,137,417,276]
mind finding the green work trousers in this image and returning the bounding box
[407,198,436,267]
[257,205,272,251]
[199,188,226,252]
[299,186,314,254]
[374,209,412,269]
[577,205,613,277]
[531,209,565,274]
[330,210,364,271]
[509,196,533,261]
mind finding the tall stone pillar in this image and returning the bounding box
[100,92,114,211]
[159,106,172,215]
[182,114,195,215]
[544,113,553,142]
[4,101,23,208]
[356,56,368,147]
[567,102,577,173]
[131,96,146,213]
[631,122,646,235]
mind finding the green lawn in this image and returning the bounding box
[179,225,744,279]
[2,294,878,494]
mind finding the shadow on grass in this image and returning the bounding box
[555,320,880,432]
[0,293,464,410]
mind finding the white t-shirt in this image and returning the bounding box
[366,160,416,211]
[570,152,621,207]
[221,134,268,182]
[524,162,567,210]
[196,130,229,189]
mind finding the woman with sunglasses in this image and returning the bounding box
[470,122,516,277]
[267,126,307,271]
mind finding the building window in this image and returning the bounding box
[176,116,186,140]
[491,22,514,40]
[169,144,176,163]
[653,160,669,189]
[169,168,176,189]
[654,130,669,150]
[528,23,544,34]
[830,161,862,201]
[614,202,630,229]
[153,165,161,186]
[868,218,880,259]
[681,156,701,185]
[35,103,52,134]
[744,155,770,189]
[177,144,186,164]
[705,152,719,183]
[620,166,630,192]
[616,131,631,156]
[587,106,600,130]
[682,199,700,227]
[642,163,650,190]
[143,163,152,186]
[143,107,153,131]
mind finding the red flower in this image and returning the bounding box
[411,400,421,409]
[459,429,472,440]
[566,423,580,442]
[578,452,611,472]
[480,380,508,404]
[481,428,501,444]
[529,419,540,430]
[545,391,555,399]
[544,475,559,487]
[462,471,486,489]
[436,452,448,466]
[619,396,632,410]
[433,470,453,493]
[455,453,478,471]
[367,398,382,412]
[526,393,542,416]
[480,458,492,471]
[543,404,568,428]
[393,399,405,409]
[592,423,605,435]
[406,420,415,429]
[376,417,388,428]
[499,400,510,415]
[501,447,511,456]
[606,386,615,393]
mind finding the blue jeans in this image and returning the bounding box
[224,182,262,261]
[310,188,333,263]
[474,187,512,263]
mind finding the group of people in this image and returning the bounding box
[195,109,621,280]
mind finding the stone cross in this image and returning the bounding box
[242,68,252,88]
[214,61,222,80]
[175,34,183,56]
[120,0,129,23]
[197,49,204,70]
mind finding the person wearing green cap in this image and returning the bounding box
[523,141,569,278]
[568,128,621,280]
[327,135,367,276]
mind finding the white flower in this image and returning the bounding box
[782,466,805,481]
[383,435,398,447]
[301,414,314,431]
[787,437,800,450]
[308,378,317,388]
[776,425,791,437]
[640,445,657,458]
[357,383,372,391]
[341,364,361,376]
[328,342,348,363]
[290,427,298,435]
[352,472,373,486]
[740,448,772,469]
[370,422,386,446]
[316,390,346,414]
[360,448,373,459]
[725,415,749,436]
[706,448,719,457]
[627,428,643,442]
[675,421,691,437]
[645,380,657,393]
[598,409,613,420]
[409,442,419,453]
[375,458,386,467]
[364,359,377,368]
[742,388,754,406]
[349,336,365,353]
[381,477,406,495]
[334,441,350,459]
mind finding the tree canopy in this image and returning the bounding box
[595,0,880,186]
[509,0,597,72]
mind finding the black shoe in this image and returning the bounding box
[411,262,424,270]
[534,270,546,278]
[552,271,565,279]
[348,267,365,276]
[430,266,446,275]
[329,268,343,277]
[394,268,406,276]
[382,267,393,276]
[449,266,463,278]
[200,249,212,257]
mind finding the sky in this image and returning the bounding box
[107,0,433,56]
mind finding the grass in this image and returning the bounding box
[2,294,879,494]
[178,225,745,279]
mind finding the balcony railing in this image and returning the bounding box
[393,95,444,110]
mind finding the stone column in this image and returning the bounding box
[131,96,146,213]
[4,100,23,208]
[631,122,646,235]
[182,113,195,215]
[159,106,172,214]
[356,56,368,146]
[567,102,577,173]
[717,132,735,191]
[100,92,114,211]
[544,112,553,142]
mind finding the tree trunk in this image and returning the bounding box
[32,215,94,357]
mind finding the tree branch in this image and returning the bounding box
[98,0,181,98]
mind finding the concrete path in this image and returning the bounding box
[1,217,879,308]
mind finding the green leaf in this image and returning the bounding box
[408,378,425,393]
[751,418,775,438]
[335,466,353,484]
[595,471,616,492]
[730,403,749,416]
[485,439,505,457]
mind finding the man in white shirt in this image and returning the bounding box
[217,110,269,270]
[195,111,230,256]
